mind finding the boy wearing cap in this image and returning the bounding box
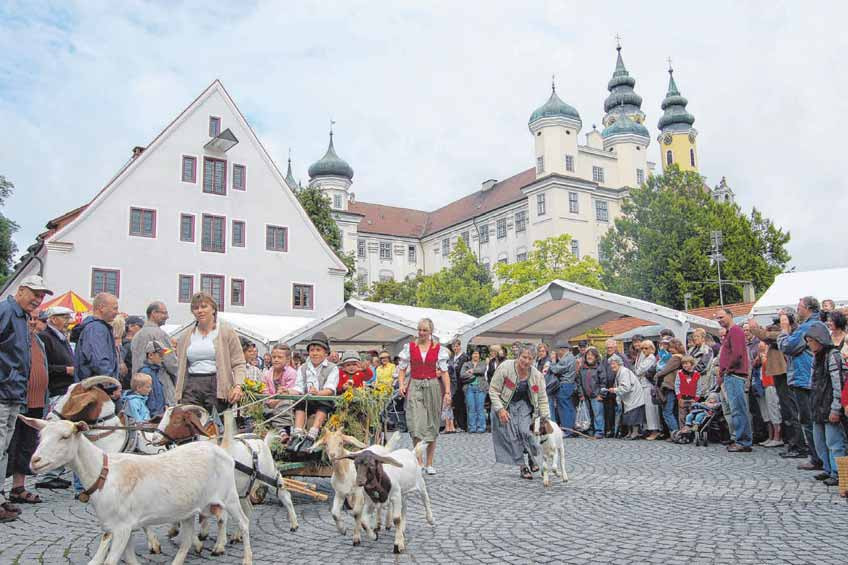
[287,332,339,452]
[139,340,176,418]
[337,351,370,393]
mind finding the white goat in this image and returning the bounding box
[20,412,252,565]
[533,417,568,487]
[343,443,435,554]
[311,429,399,544]
[47,376,129,454]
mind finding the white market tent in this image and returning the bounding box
[750,267,848,317]
[169,312,315,352]
[284,299,475,353]
[458,280,719,346]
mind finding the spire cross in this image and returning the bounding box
[329,118,335,137]
[288,147,292,161]
[667,56,673,73]
[615,33,622,50]
[551,73,556,92]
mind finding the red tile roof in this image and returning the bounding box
[353,167,537,238]
[598,302,755,336]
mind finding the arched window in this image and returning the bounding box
[689,148,696,167]
[666,150,673,166]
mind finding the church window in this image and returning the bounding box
[666,150,673,166]
[690,149,696,167]
[408,246,416,263]
[536,156,544,174]
[333,194,342,209]
[442,239,450,256]
[514,211,526,233]
[592,166,605,183]
[595,200,609,222]
[568,192,579,214]
[565,154,574,172]
[571,239,580,258]
[358,239,366,258]
[479,224,489,243]
[636,168,645,185]
[496,218,507,239]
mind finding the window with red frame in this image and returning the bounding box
[179,214,195,242]
[92,268,120,297]
[181,156,196,183]
[201,214,226,253]
[129,207,156,237]
[203,157,227,195]
[233,164,246,190]
[209,116,221,137]
[232,220,245,247]
[200,274,225,310]
[293,284,313,310]
[178,275,194,303]
[231,279,245,306]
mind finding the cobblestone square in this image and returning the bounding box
[1,433,846,564]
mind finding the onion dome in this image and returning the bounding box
[658,67,695,132]
[603,46,644,116]
[529,83,581,125]
[601,117,650,139]
[308,131,354,180]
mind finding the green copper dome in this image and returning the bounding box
[658,69,695,132]
[529,86,581,125]
[603,46,645,118]
[601,117,650,139]
[308,132,354,180]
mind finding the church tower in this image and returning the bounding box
[308,126,354,211]
[601,43,650,187]
[658,63,698,172]
[528,79,582,179]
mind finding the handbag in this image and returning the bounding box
[575,399,590,431]
[545,371,561,396]
[651,385,663,405]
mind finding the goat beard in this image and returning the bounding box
[363,465,392,504]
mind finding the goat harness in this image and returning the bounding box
[232,438,278,499]
[78,453,109,503]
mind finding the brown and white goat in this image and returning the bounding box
[20,411,252,565]
[342,443,435,554]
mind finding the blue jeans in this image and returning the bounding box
[589,398,605,437]
[464,387,487,433]
[556,383,576,435]
[812,422,847,479]
[662,390,679,433]
[724,375,752,447]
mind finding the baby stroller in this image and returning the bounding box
[383,390,407,433]
[694,403,726,447]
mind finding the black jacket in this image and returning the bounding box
[39,326,75,397]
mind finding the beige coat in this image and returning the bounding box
[175,320,247,401]
[488,360,550,419]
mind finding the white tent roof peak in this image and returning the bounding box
[458,279,719,345]
[750,267,848,317]
[284,299,476,351]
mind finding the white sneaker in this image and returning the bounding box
[425,466,437,475]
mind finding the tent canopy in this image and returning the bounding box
[459,280,719,346]
[170,312,314,351]
[750,267,848,317]
[284,299,475,352]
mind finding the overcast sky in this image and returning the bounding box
[2,1,846,271]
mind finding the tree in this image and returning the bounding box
[0,175,19,287]
[295,185,355,299]
[599,166,790,309]
[416,238,493,316]
[491,234,604,310]
[363,274,423,305]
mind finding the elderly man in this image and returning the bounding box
[716,308,752,452]
[131,301,177,376]
[601,339,628,437]
[549,342,577,435]
[0,275,51,522]
[778,297,823,471]
[35,306,75,489]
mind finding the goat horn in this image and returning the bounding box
[177,404,208,419]
[374,454,404,468]
[80,376,121,390]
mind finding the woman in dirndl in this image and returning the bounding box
[489,344,550,480]
[397,318,451,475]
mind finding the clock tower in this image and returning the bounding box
[657,63,698,173]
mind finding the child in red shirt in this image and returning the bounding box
[675,356,701,429]
[337,350,370,394]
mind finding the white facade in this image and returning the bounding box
[3,81,347,323]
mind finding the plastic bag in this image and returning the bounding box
[575,399,591,432]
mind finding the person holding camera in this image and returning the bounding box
[777,297,824,471]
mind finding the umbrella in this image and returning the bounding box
[37,291,93,326]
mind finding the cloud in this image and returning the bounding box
[2,1,846,272]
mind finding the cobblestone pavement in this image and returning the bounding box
[1,433,846,564]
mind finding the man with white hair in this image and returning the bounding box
[0,275,52,521]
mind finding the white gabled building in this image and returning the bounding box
[2,80,347,323]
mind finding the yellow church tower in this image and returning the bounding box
[657,63,698,172]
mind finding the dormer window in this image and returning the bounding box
[209,116,221,137]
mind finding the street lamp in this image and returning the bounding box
[709,230,726,306]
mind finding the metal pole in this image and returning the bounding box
[716,258,724,306]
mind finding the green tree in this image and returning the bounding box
[0,175,19,287]
[363,274,423,305]
[295,185,355,299]
[416,238,493,316]
[491,234,604,309]
[599,166,790,309]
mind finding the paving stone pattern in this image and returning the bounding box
[1,434,846,564]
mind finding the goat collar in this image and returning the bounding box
[78,453,109,503]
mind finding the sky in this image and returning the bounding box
[2,1,846,271]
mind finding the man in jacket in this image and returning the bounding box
[777,297,823,471]
[602,339,627,437]
[35,305,75,490]
[73,293,121,396]
[0,275,51,521]
[131,301,178,376]
[550,342,577,436]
